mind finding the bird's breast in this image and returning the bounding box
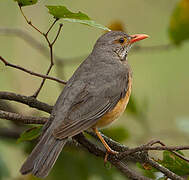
[94,74,132,128]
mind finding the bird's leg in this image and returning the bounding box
[93,127,118,163]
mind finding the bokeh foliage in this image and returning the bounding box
[169,0,189,45]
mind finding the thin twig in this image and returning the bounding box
[147,139,189,164]
[146,139,166,146]
[19,6,63,98]
[118,145,189,159]
[32,23,63,98]
[19,6,43,35]
[172,151,189,163]
[147,158,184,180]
[51,23,63,46]
[0,56,67,84]
[45,18,59,37]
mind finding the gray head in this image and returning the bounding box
[93,31,149,61]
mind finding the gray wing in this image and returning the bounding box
[52,72,129,139]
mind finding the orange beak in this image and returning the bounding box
[129,34,149,44]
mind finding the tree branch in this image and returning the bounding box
[73,133,150,180]
[0,93,187,180]
[0,91,52,113]
[146,158,183,180]
[118,145,189,158]
[0,56,67,84]
[87,132,187,180]
[0,110,47,124]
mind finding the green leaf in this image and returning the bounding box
[169,0,189,45]
[46,5,111,31]
[17,126,42,143]
[102,126,129,142]
[46,6,90,20]
[158,150,189,176]
[14,0,38,7]
[136,162,156,179]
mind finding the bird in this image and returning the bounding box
[20,31,149,178]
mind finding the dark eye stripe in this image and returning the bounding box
[119,37,125,44]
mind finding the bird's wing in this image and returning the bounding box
[52,72,130,139]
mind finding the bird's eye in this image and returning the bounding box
[118,37,125,44]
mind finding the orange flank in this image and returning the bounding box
[94,74,132,128]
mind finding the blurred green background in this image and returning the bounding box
[1,0,189,179]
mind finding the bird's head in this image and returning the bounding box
[94,31,149,61]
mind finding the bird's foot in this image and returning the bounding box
[104,149,118,165]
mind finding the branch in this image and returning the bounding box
[73,134,150,180]
[87,132,187,180]
[0,110,47,124]
[19,6,63,98]
[0,91,52,113]
[51,23,62,46]
[45,18,59,37]
[146,158,184,180]
[172,151,189,164]
[19,6,43,35]
[0,56,66,84]
[118,144,189,158]
[0,27,68,86]
[0,92,187,180]
[33,23,63,98]
[113,161,151,180]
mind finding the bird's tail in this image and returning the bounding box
[20,128,67,178]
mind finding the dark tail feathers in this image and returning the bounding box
[20,131,67,178]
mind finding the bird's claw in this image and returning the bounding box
[104,149,119,165]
